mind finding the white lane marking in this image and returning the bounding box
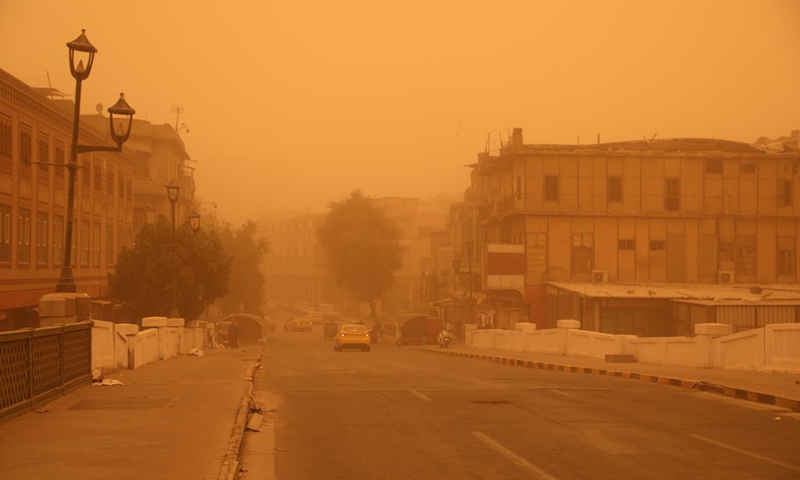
[407,389,430,401]
[687,433,800,473]
[549,389,578,399]
[472,431,559,480]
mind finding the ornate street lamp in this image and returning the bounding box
[166,185,202,318]
[57,30,136,292]
[188,210,201,233]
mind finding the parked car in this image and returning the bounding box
[333,324,371,352]
[306,313,325,325]
[284,317,313,332]
[265,318,278,332]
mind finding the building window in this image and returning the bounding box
[530,232,546,269]
[777,237,796,276]
[53,215,64,265]
[19,125,32,165]
[778,180,793,207]
[0,113,12,172]
[19,124,32,178]
[0,204,10,264]
[37,134,49,182]
[80,220,90,267]
[54,141,65,178]
[571,233,593,274]
[118,172,125,199]
[740,162,756,174]
[107,165,114,195]
[106,225,114,266]
[92,223,101,267]
[516,176,522,200]
[17,208,31,266]
[82,159,91,187]
[665,178,680,211]
[650,240,666,251]
[93,161,102,191]
[608,176,622,202]
[705,159,723,174]
[134,151,149,176]
[618,239,635,250]
[735,235,756,275]
[36,212,48,266]
[126,176,133,201]
[544,176,559,201]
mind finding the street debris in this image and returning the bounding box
[188,348,205,356]
[94,378,124,386]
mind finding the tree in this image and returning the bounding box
[108,216,231,322]
[316,190,402,322]
[214,220,269,316]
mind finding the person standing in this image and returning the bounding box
[228,320,240,349]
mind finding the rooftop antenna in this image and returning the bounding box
[171,104,185,130]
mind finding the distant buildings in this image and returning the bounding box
[440,128,800,336]
[258,129,800,336]
[259,196,450,316]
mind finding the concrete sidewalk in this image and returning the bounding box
[0,347,263,480]
[417,344,800,412]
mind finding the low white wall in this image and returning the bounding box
[631,336,710,368]
[566,329,628,359]
[765,323,800,372]
[520,329,562,354]
[714,328,765,371]
[91,320,115,371]
[115,324,139,369]
[130,329,159,370]
[461,321,800,373]
[155,327,180,360]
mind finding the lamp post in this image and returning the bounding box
[167,181,180,318]
[57,29,135,292]
[466,240,474,326]
[452,255,461,325]
[166,182,201,318]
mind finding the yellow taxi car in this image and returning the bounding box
[284,317,313,332]
[333,324,371,352]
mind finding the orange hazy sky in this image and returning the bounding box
[2,0,799,224]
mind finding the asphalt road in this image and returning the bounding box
[240,322,800,480]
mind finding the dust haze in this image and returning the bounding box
[2,0,798,224]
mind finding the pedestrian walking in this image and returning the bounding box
[228,320,240,348]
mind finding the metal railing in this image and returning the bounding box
[0,322,92,423]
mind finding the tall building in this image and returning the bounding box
[0,68,135,330]
[441,128,800,336]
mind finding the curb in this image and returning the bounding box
[217,350,264,480]
[421,348,800,412]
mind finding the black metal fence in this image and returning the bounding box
[0,322,92,423]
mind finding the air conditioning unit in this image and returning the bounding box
[718,271,735,284]
[592,270,608,283]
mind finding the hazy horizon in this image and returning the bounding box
[2,0,798,225]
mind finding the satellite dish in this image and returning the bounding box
[95,103,103,114]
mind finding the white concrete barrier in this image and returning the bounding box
[459,319,800,373]
[765,323,800,372]
[520,329,562,354]
[91,320,115,371]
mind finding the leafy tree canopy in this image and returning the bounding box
[316,190,402,321]
[108,216,231,322]
[212,219,269,316]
